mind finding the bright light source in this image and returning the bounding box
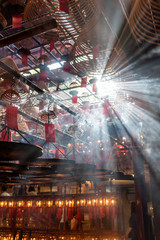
[48,61,65,70]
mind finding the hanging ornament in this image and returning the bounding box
[89,78,97,92]
[70,90,78,104]
[81,77,87,87]
[82,101,90,111]
[17,48,30,66]
[92,44,100,59]
[1,130,11,141]
[59,0,69,14]
[6,105,18,130]
[50,39,55,52]
[103,99,110,116]
[12,14,22,29]
[53,78,65,91]
[45,123,55,142]
[63,62,71,72]
[39,64,48,82]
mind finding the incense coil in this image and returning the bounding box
[0,89,20,104]
[129,0,160,45]
[24,0,101,40]
[40,110,56,122]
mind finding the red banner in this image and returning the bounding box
[50,40,55,52]
[59,0,69,14]
[92,83,97,92]
[81,77,87,87]
[72,95,77,103]
[103,100,110,116]
[92,44,100,59]
[12,14,22,29]
[21,53,28,66]
[1,130,11,141]
[63,62,71,72]
[45,123,55,142]
[56,207,62,220]
[40,70,47,82]
[6,105,18,129]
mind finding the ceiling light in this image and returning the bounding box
[48,61,65,70]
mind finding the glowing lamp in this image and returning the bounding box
[27,201,32,207]
[117,144,128,153]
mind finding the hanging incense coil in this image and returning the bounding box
[24,0,101,40]
[0,57,20,79]
[0,89,20,104]
[40,110,56,122]
[0,13,7,30]
[129,0,160,45]
[0,58,29,103]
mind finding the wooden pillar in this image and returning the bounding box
[133,148,154,240]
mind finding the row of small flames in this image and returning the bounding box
[0,198,116,208]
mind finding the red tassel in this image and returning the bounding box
[45,123,55,142]
[94,207,97,228]
[50,40,55,52]
[40,70,47,82]
[1,130,11,141]
[92,83,97,92]
[63,62,71,72]
[6,105,18,129]
[81,77,87,87]
[59,0,69,14]
[92,44,99,59]
[21,53,28,66]
[12,14,22,29]
[72,95,77,103]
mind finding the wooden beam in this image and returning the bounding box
[0,19,57,47]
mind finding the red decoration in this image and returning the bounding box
[88,206,93,219]
[106,206,109,219]
[103,100,110,116]
[50,40,55,52]
[72,95,77,103]
[21,53,28,66]
[45,123,55,142]
[100,206,104,218]
[6,105,18,130]
[53,148,65,155]
[63,62,71,72]
[59,0,69,14]
[67,207,73,219]
[40,70,47,82]
[117,144,128,154]
[83,104,89,111]
[1,130,11,141]
[12,14,22,29]
[81,77,87,87]
[92,83,97,92]
[92,44,100,59]
[56,207,62,220]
